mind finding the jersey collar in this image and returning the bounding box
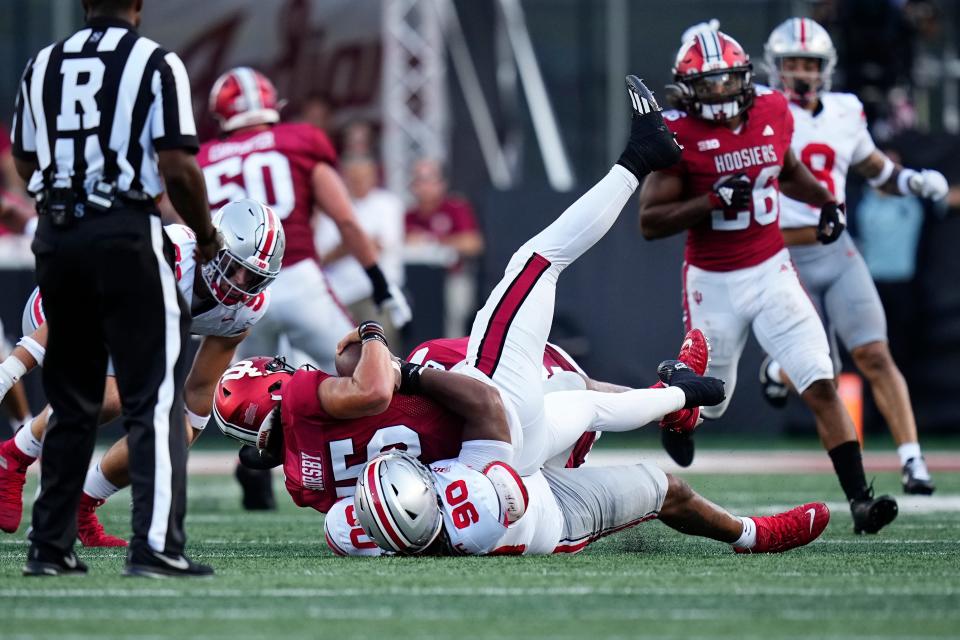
[85,16,137,32]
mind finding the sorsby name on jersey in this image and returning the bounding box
[713,144,779,174]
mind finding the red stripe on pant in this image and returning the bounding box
[565,432,599,468]
[475,253,552,377]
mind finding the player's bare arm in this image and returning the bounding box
[413,368,511,444]
[638,171,713,239]
[318,330,397,419]
[779,147,834,206]
[311,163,380,267]
[158,149,219,262]
[184,332,248,431]
[853,150,949,200]
[12,156,37,184]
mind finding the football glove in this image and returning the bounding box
[709,173,752,210]
[903,168,949,201]
[817,202,846,245]
[618,75,683,177]
[367,264,413,328]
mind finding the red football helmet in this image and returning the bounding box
[212,357,296,447]
[209,67,282,132]
[668,31,754,122]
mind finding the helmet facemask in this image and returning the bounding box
[676,66,755,122]
[774,55,829,106]
[202,249,276,308]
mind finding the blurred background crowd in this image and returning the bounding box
[2,0,959,440]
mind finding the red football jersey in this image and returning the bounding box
[406,337,597,468]
[281,369,463,514]
[197,122,337,266]
[661,88,795,271]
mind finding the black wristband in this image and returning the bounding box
[359,320,388,347]
[398,361,424,394]
[365,264,390,304]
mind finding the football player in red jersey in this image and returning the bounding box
[639,31,897,534]
[213,78,727,519]
[198,68,410,374]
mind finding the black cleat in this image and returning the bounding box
[902,458,935,495]
[23,545,88,577]
[124,549,214,578]
[661,428,695,468]
[850,490,898,534]
[759,356,788,409]
[618,75,683,177]
[235,462,276,511]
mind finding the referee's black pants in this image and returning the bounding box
[30,209,191,557]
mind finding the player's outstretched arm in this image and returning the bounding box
[312,163,380,267]
[638,171,713,239]
[854,150,949,201]
[319,324,397,419]
[183,333,247,431]
[779,148,835,207]
[0,325,46,403]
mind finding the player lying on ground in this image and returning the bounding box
[760,17,944,495]
[319,333,828,557]
[213,77,726,514]
[331,449,829,557]
[638,30,897,533]
[0,199,284,545]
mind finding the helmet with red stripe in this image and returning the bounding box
[354,451,444,555]
[202,198,285,308]
[669,31,754,122]
[212,356,295,447]
[209,67,282,132]
[764,17,837,105]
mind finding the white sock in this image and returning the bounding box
[897,442,922,466]
[732,516,757,549]
[82,462,121,501]
[766,360,783,384]
[13,420,42,460]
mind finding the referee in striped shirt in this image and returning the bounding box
[11,0,218,577]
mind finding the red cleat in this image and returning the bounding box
[657,329,710,433]
[77,493,127,547]
[0,438,32,533]
[735,502,830,554]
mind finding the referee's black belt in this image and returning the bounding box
[37,182,156,219]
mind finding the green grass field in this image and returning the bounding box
[2,466,959,640]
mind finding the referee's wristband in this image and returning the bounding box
[358,320,388,347]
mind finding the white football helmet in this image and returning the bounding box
[202,199,285,308]
[764,17,837,104]
[354,452,443,555]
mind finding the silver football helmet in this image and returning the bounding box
[202,198,285,308]
[764,17,837,104]
[354,451,443,555]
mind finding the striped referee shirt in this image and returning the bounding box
[10,16,198,199]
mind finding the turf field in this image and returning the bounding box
[1,453,959,640]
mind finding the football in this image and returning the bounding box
[335,341,362,377]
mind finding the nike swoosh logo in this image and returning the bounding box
[681,338,693,351]
[153,552,189,570]
[63,554,77,569]
[806,508,817,535]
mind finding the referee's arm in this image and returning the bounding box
[151,51,218,260]
[11,58,37,184]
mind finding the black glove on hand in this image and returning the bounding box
[657,359,726,409]
[709,173,752,210]
[238,444,283,470]
[617,75,683,179]
[397,359,424,394]
[817,202,846,244]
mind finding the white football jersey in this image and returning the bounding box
[779,92,877,228]
[430,459,508,555]
[23,224,269,338]
[486,471,563,555]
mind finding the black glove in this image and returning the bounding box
[709,173,752,210]
[817,202,846,244]
[397,359,424,394]
[617,75,683,178]
[657,359,726,409]
[238,444,282,470]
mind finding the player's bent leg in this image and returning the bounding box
[543,463,667,553]
[658,474,830,553]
